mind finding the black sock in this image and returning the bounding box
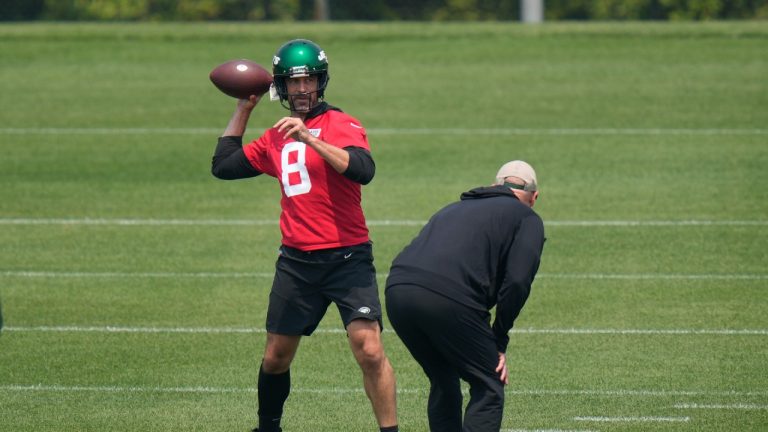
[380,426,399,432]
[257,364,290,432]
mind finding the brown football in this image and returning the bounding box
[209,59,273,99]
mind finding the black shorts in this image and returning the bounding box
[266,242,383,336]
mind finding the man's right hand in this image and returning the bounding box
[237,94,261,111]
[223,94,260,137]
[496,352,509,385]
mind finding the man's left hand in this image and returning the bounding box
[275,116,312,143]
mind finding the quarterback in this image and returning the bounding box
[211,39,398,432]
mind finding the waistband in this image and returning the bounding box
[279,241,372,263]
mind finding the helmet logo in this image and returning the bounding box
[272,55,280,66]
[318,50,327,62]
[289,65,309,77]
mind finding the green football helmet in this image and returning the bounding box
[272,39,330,110]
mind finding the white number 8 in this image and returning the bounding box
[281,141,311,197]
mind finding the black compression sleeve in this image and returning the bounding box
[211,136,262,180]
[343,146,375,185]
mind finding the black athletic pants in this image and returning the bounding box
[385,284,504,432]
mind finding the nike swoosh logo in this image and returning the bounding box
[350,122,363,129]
[344,253,353,259]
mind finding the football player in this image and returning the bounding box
[211,39,398,432]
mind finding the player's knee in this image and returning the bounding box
[262,333,300,373]
[262,349,294,373]
[347,319,388,369]
[353,340,387,370]
[473,378,505,408]
[262,356,291,374]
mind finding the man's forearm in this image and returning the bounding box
[223,105,254,137]
[303,134,350,174]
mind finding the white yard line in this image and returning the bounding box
[3,326,330,334]
[4,326,767,336]
[2,270,766,281]
[0,127,224,135]
[674,403,768,410]
[1,384,764,398]
[574,416,690,423]
[545,220,768,227]
[1,127,767,136]
[368,128,768,136]
[1,217,767,227]
[512,328,768,335]
[0,270,276,278]
[0,218,281,226]
[503,429,597,432]
[538,273,768,281]
[516,389,768,397]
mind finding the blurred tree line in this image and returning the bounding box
[2,0,767,21]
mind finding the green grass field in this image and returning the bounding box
[1,21,767,431]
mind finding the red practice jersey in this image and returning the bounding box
[243,110,370,251]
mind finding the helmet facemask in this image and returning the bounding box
[273,71,329,113]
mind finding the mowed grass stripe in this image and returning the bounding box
[4,326,767,336]
[1,127,766,136]
[1,217,766,227]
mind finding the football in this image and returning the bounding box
[209,59,273,99]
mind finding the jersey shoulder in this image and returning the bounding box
[319,110,369,150]
[323,109,365,129]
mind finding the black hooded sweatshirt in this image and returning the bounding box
[386,185,545,352]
